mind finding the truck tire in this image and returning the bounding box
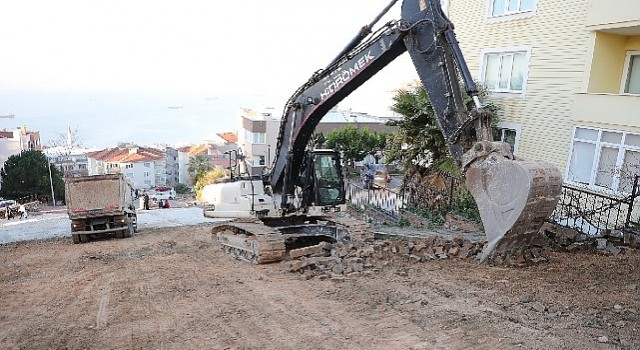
[72,234,81,244]
[79,234,89,243]
[123,219,134,238]
[132,214,138,233]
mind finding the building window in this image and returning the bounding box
[490,0,534,17]
[254,155,266,166]
[622,51,640,94]
[493,124,520,155]
[125,164,133,169]
[567,127,640,193]
[144,162,151,168]
[126,172,134,178]
[78,164,87,169]
[144,180,151,185]
[481,47,530,93]
[144,171,150,177]
[245,131,266,144]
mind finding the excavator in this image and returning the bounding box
[203,0,563,264]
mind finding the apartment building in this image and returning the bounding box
[448,0,640,194]
[0,126,41,171]
[86,146,166,189]
[237,108,280,174]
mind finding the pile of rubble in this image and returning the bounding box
[285,234,486,280]
[543,223,640,256]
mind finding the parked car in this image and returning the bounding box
[0,199,16,208]
[362,164,391,189]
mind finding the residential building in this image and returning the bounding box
[86,146,166,189]
[237,108,281,174]
[165,147,179,187]
[45,147,92,177]
[449,0,640,194]
[0,126,41,172]
[315,108,399,135]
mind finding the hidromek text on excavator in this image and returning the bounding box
[202,0,563,265]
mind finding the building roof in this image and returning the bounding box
[87,146,165,163]
[217,132,238,144]
[177,144,209,156]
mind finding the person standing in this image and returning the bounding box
[18,204,27,219]
[143,192,150,210]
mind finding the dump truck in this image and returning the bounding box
[65,173,138,244]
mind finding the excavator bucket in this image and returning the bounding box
[465,153,562,263]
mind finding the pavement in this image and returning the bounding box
[0,206,228,245]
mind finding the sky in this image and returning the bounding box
[0,0,418,148]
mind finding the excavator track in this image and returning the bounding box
[212,215,369,264]
[212,221,286,264]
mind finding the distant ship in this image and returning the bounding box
[168,105,183,110]
[0,113,15,118]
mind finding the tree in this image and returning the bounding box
[0,150,65,202]
[194,167,227,200]
[385,80,497,174]
[325,126,388,167]
[187,154,213,185]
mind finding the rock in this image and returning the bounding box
[409,254,421,263]
[615,320,626,328]
[519,294,533,304]
[597,336,608,343]
[396,269,408,277]
[596,238,608,250]
[452,234,465,247]
[545,312,558,319]
[605,245,621,256]
[531,302,546,313]
[358,246,375,258]
[448,246,460,256]
[614,304,623,311]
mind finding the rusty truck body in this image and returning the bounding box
[65,173,138,244]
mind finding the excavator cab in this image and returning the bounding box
[299,150,346,212]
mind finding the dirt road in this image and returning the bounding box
[1,223,638,349]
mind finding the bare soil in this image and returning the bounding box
[1,223,638,349]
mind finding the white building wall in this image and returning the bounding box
[178,151,190,185]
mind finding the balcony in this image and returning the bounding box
[586,0,640,34]
[572,93,640,128]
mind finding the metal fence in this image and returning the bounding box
[349,174,640,236]
[549,176,640,235]
[348,183,406,218]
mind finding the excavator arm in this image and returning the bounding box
[268,0,562,262]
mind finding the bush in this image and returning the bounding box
[450,186,483,226]
[174,183,191,195]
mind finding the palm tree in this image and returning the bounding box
[187,154,213,185]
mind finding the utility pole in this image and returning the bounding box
[47,156,56,206]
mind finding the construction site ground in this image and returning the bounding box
[1,222,639,349]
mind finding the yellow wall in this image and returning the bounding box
[587,32,626,93]
[626,36,640,50]
[586,0,640,28]
[449,0,590,172]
